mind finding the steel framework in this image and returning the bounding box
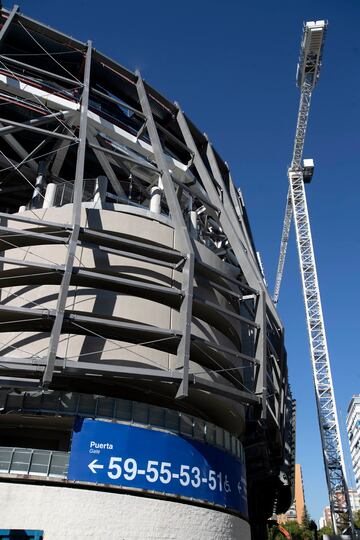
[0,5,295,535]
[0,4,289,421]
[274,21,353,534]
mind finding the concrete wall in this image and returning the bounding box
[2,206,243,367]
[0,481,251,540]
[1,205,248,432]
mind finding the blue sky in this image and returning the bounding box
[12,0,360,522]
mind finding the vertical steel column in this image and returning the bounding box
[176,106,267,408]
[43,41,92,385]
[0,0,13,306]
[176,107,262,293]
[205,140,269,417]
[135,72,194,399]
[206,141,260,273]
[255,292,267,419]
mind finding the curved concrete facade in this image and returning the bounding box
[2,205,247,432]
[0,482,250,540]
[3,206,246,371]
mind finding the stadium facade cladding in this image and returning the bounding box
[0,5,295,540]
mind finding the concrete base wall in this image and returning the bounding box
[0,482,251,540]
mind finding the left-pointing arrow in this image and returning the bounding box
[88,459,104,474]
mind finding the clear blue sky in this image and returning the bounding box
[12,0,360,523]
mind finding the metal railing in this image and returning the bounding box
[53,179,97,207]
[0,447,68,478]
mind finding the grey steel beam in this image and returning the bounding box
[59,362,176,380]
[266,401,280,428]
[0,265,183,307]
[0,255,180,296]
[51,113,78,177]
[136,72,194,399]
[0,5,19,44]
[0,122,37,172]
[193,295,259,328]
[0,111,71,137]
[87,131,126,197]
[227,169,264,274]
[170,176,220,218]
[81,228,185,263]
[175,107,267,410]
[0,54,84,87]
[62,362,260,405]
[195,259,258,294]
[0,225,69,245]
[255,291,267,419]
[66,313,181,343]
[0,255,61,271]
[200,277,243,302]
[86,244,179,270]
[206,140,258,264]
[0,358,260,406]
[14,10,87,53]
[0,220,184,263]
[0,304,51,319]
[192,337,259,365]
[0,377,41,388]
[156,122,194,163]
[191,375,260,405]
[73,268,183,299]
[0,304,181,345]
[91,87,145,118]
[88,140,160,175]
[0,137,48,194]
[267,339,282,375]
[176,107,261,293]
[0,117,77,141]
[43,41,92,386]
[0,211,72,230]
[135,76,192,253]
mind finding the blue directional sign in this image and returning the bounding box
[68,418,248,516]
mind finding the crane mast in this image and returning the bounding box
[274,21,354,534]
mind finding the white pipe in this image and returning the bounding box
[93,176,107,207]
[190,210,198,239]
[43,183,57,209]
[150,178,163,214]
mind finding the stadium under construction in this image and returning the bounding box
[0,5,295,539]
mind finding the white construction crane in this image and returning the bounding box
[273,21,354,535]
